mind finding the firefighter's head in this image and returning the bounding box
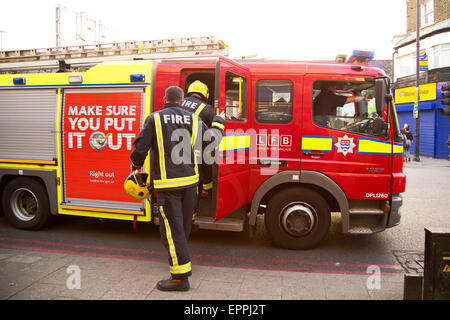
[187,80,209,102]
[320,81,338,94]
[124,171,150,200]
[164,86,184,104]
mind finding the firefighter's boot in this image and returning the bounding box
[156,278,190,292]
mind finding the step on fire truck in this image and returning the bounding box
[0,37,405,249]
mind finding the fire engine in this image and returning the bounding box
[0,37,405,249]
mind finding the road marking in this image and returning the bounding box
[0,236,403,277]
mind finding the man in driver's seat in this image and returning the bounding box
[314,82,373,127]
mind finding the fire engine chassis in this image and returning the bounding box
[0,41,405,249]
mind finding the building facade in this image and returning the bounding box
[393,0,450,159]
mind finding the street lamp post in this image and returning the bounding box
[413,0,421,162]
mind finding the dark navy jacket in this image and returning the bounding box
[130,103,224,190]
[181,96,215,128]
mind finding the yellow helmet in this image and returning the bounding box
[187,80,209,100]
[124,171,150,200]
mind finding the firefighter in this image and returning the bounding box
[129,86,225,291]
[314,82,373,127]
[181,80,219,192]
[181,80,215,127]
[181,80,220,229]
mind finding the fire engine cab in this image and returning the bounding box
[0,37,405,249]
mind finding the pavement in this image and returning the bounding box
[0,246,404,300]
[3,156,449,301]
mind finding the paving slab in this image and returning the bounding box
[0,247,405,301]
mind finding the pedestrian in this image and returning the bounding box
[401,124,413,162]
[447,134,450,160]
[129,86,225,291]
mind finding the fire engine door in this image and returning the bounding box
[302,75,394,200]
[61,88,145,212]
[212,57,251,221]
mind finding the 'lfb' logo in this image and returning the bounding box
[257,134,292,147]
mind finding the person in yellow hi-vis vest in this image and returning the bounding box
[130,86,224,291]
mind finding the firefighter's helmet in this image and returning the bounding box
[124,171,150,200]
[187,80,209,100]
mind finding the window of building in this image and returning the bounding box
[429,43,450,69]
[421,0,434,27]
[256,79,293,123]
[395,53,415,79]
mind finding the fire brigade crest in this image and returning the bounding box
[334,134,356,156]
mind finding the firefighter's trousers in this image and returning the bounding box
[157,186,197,279]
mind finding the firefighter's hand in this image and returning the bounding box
[233,108,242,120]
[217,111,225,120]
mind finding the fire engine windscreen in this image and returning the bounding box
[313,80,385,137]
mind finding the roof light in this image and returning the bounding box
[130,74,145,82]
[347,50,375,65]
[68,75,83,84]
[13,77,27,85]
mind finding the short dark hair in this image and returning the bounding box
[165,86,183,103]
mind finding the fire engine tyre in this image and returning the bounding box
[265,187,330,250]
[2,177,51,230]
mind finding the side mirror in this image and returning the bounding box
[375,78,386,115]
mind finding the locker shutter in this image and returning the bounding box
[0,89,57,161]
[61,88,145,211]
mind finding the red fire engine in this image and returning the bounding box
[0,37,405,249]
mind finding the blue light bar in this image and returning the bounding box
[130,74,146,82]
[346,50,375,65]
[352,50,375,59]
[13,77,27,85]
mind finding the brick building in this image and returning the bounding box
[393,0,450,159]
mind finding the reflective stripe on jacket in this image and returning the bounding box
[181,96,215,128]
[130,103,224,190]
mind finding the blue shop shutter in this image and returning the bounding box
[436,111,450,158]
[419,110,436,157]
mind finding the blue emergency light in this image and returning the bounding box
[13,77,27,85]
[130,74,146,82]
[347,50,375,65]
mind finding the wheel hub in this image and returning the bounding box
[280,202,316,237]
[10,188,38,222]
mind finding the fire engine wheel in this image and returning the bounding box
[2,177,51,230]
[265,187,330,250]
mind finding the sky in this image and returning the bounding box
[0,0,407,61]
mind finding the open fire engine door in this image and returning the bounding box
[212,57,251,221]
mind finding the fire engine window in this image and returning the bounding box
[225,72,247,122]
[256,80,293,123]
[313,80,381,137]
